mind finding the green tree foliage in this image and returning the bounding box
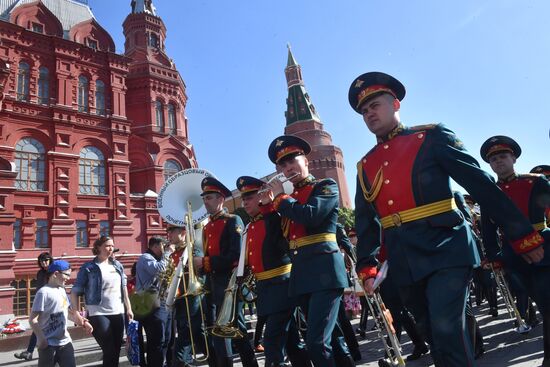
[338,207,355,231]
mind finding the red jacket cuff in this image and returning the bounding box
[259,203,275,215]
[511,231,544,254]
[358,266,377,280]
[273,193,290,211]
[203,257,211,273]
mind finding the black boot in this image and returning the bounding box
[528,302,540,327]
[14,351,33,361]
[402,310,429,361]
[241,356,259,367]
[407,344,429,361]
[287,347,312,367]
[334,353,355,367]
[216,357,234,367]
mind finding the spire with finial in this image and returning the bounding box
[287,43,298,67]
[131,0,157,16]
[284,45,320,125]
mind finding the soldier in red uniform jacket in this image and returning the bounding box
[264,135,351,367]
[165,223,211,367]
[348,71,545,367]
[480,136,550,366]
[192,177,258,367]
[237,175,310,367]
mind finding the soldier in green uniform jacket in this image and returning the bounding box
[348,71,545,367]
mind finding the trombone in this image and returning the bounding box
[490,264,531,334]
[474,227,531,335]
[210,268,244,339]
[359,268,405,367]
[165,201,211,362]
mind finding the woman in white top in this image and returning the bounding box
[71,236,133,367]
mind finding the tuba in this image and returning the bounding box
[157,168,214,362]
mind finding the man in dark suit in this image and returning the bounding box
[349,71,545,367]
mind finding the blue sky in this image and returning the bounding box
[92,0,549,202]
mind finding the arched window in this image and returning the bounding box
[78,76,89,112]
[149,33,159,48]
[15,138,46,191]
[167,103,176,134]
[38,67,49,105]
[79,146,105,195]
[95,80,106,116]
[163,159,181,182]
[155,100,164,131]
[17,62,30,101]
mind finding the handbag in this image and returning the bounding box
[125,320,141,366]
[130,275,161,320]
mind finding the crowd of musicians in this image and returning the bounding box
[137,71,550,367]
[27,70,548,367]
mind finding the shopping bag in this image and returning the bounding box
[126,320,140,366]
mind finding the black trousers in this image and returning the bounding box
[89,313,125,367]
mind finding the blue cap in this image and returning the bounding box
[47,260,70,273]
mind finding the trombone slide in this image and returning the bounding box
[165,250,188,308]
[359,277,405,366]
[491,266,532,334]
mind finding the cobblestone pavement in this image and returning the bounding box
[0,302,544,366]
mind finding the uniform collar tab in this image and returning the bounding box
[498,172,518,183]
[295,174,315,188]
[377,123,404,143]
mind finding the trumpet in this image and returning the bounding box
[210,268,244,339]
[359,280,405,366]
[490,265,531,334]
[257,172,300,195]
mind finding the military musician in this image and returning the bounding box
[348,71,545,366]
[237,175,311,367]
[480,136,550,365]
[165,223,211,367]
[192,177,258,367]
[263,135,352,367]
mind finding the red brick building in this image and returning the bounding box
[0,0,197,318]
